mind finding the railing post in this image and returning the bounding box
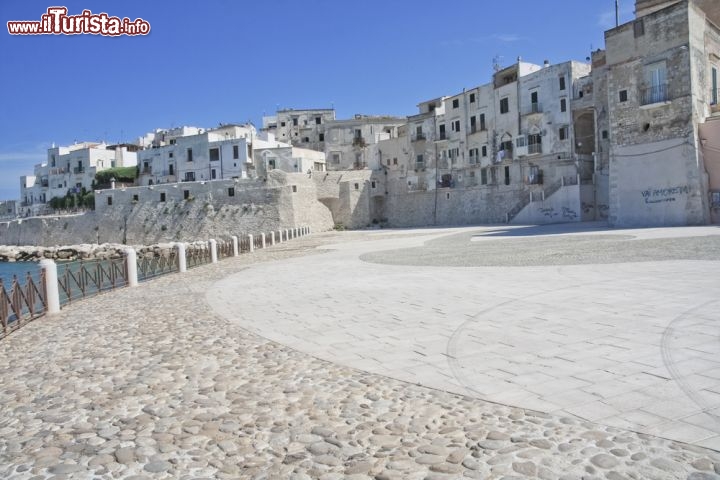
[176,243,187,273]
[209,239,218,263]
[261,232,266,249]
[248,234,254,253]
[39,259,60,315]
[561,176,565,187]
[285,229,290,241]
[307,226,311,234]
[231,235,239,257]
[125,249,139,287]
[270,231,275,246]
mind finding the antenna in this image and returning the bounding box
[615,0,620,27]
[492,55,502,72]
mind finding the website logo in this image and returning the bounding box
[7,7,150,36]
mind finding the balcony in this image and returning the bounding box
[352,136,367,147]
[142,166,152,174]
[528,143,542,155]
[438,132,447,141]
[412,133,426,142]
[414,162,425,171]
[640,84,668,106]
[73,167,85,174]
[523,102,542,115]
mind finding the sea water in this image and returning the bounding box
[0,261,40,286]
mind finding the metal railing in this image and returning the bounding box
[186,244,212,269]
[528,143,542,155]
[412,133,426,141]
[57,258,128,304]
[137,252,178,281]
[73,167,85,174]
[524,102,542,114]
[640,84,668,105]
[0,226,310,341]
[0,272,46,340]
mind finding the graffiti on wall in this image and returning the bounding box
[641,185,690,205]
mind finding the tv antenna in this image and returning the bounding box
[492,55,503,72]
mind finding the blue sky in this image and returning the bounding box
[0,0,634,200]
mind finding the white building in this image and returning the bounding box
[20,142,138,216]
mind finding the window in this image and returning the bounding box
[481,145,487,157]
[469,93,476,103]
[233,145,239,159]
[211,169,216,180]
[559,126,569,140]
[386,159,390,166]
[634,19,645,38]
[315,116,322,124]
[516,136,526,147]
[452,99,459,108]
[132,194,138,202]
[169,164,174,176]
[560,98,567,112]
[184,190,190,199]
[292,117,298,126]
[228,187,235,197]
[619,90,628,102]
[470,116,476,133]
[303,137,309,142]
[354,183,359,190]
[712,66,718,105]
[480,113,486,131]
[354,129,362,139]
[452,120,460,132]
[187,148,193,162]
[371,181,376,188]
[481,168,487,185]
[332,153,340,164]
[280,121,286,127]
[643,61,668,104]
[504,166,510,185]
[107,196,112,206]
[160,192,166,202]
[185,172,195,182]
[500,97,509,114]
[602,130,608,139]
[416,154,424,167]
[319,133,324,141]
[559,76,566,91]
[439,124,446,139]
[292,185,297,193]
[393,158,397,165]
[209,148,220,161]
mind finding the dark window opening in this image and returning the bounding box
[602,130,609,139]
[233,145,239,159]
[560,98,567,112]
[209,148,220,161]
[354,183,359,190]
[619,90,628,102]
[107,196,113,206]
[500,97,509,114]
[184,190,190,199]
[315,116,322,124]
[132,194,138,202]
[160,192,166,202]
[319,133,324,141]
[480,113,486,131]
[634,19,644,38]
[228,187,235,197]
[452,99,459,108]
[504,166,510,185]
[469,93,476,103]
[559,76,566,91]
[292,185,297,193]
[187,148,193,162]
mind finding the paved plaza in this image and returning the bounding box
[210,223,720,450]
[1,223,720,479]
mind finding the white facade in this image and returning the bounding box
[20,142,138,216]
[137,124,255,186]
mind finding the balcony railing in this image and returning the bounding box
[142,166,152,174]
[640,84,668,105]
[529,102,542,114]
[73,167,85,174]
[352,137,367,147]
[414,162,425,171]
[438,132,447,140]
[470,125,477,134]
[528,143,542,155]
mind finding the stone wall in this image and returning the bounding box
[0,171,333,247]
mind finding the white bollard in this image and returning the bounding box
[231,235,239,257]
[308,226,311,234]
[270,231,275,246]
[176,243,187,273]
[209,239,218,263]
[248,234,254,253]
[285,229,290,241]
[39,259,60,315]
[261,232,266,249]
[125,249,139,288]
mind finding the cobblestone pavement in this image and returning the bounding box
[0,225,719,479]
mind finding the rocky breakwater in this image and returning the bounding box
[0,243,180,263]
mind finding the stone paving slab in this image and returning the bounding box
[0,226,719,479]
[209,223,720,451]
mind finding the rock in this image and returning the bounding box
[314,454,341,466]
[415,454,444,465]
[478,440,506,450]
[418,445,449,456]
[446,448,468,464]
[529,439,552,449]
[143,460,171,473]
[429,462,462,474]
[513,461,537,476]
[115,447,135,464]
[630,452,647,461]
[590,454,619,469]
[49,463,86,474]
[688,474,720,480]
[487,431,511,441]
[610,448,628,457]
[692,459,713,471]
[650,458,684,473]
